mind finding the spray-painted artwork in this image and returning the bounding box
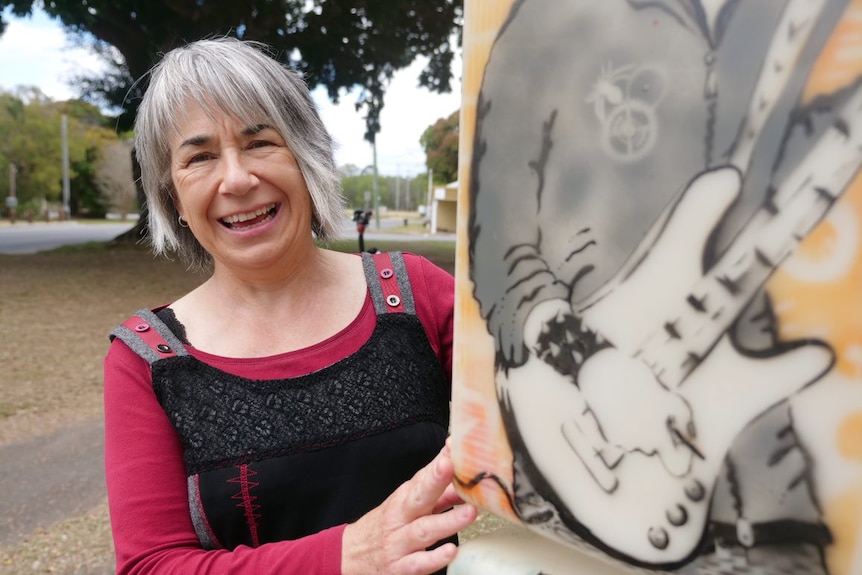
[450,1,862,574]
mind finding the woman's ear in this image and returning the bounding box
[172,193,186,221]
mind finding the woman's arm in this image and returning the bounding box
[403,253,454,381]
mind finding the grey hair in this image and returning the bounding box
[134,37,344,270]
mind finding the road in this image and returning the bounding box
[0,419,107,547]
[0,218,453,255]
[0,221,138,255]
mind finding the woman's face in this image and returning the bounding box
[169,102,314,272]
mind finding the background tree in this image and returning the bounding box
[69,146,109,218]
[0,0,462,237]
[0,1,461,136]
[94,138,137,220]
[0,89,119,217]
[420,109,458,184]
[340,170,378,210]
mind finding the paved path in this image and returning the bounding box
[0,418,106,546]
[0,221,138,255]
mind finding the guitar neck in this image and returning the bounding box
[636,85,862,390]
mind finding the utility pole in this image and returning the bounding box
[427,168,433,212]
[372,138,380,229]
[395,172,401,211]
[61,114,70,220]
[406,177,411,211]
[6,163,17,223]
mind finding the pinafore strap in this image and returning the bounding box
[110,308,188,365]
[362,251,416,315]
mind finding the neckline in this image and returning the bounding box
[181,293,376,364]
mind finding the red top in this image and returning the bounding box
[103,253,454,574]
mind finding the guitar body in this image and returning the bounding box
[452,0,862,574]
[500,334,831,566]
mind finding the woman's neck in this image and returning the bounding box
[173,248,367,357]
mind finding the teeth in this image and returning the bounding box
[222,203,275,224]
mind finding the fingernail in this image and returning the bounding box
[459,505,474,519]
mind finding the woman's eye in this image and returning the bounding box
[188,153,213,164]
[248,140,274,150]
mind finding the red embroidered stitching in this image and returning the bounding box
[228,464,261,546]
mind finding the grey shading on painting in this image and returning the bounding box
[468,0,862,572]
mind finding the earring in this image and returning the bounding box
[178,216,189,228]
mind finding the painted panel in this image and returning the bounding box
[451,1,862,573]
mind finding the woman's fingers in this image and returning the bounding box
[341,445,477,575]
[392,542,458,575]
[406,504,477,549]
[391,506,476,575]
[400,449,456,521]
[432,483,466,514]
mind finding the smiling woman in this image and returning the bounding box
[103,37,475,575]
[166,105,315,273]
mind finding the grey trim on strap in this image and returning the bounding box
[110,325,164,365]
[188,476,220,550]
[362,252,388,315]
[389,251,416,315]
[109,307,190,366]
[136,308,190,355]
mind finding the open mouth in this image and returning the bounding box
[219,203,279,230]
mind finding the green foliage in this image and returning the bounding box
[1,0,462,138]
[420,109,459,184]
[322,238,455,273]
[0,89,120,214]
[70,147,109,218]
[340,172,377,209]
[340,169,430,212]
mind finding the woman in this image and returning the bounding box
[103,37,476,574]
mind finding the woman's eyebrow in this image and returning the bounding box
[177,124,272,149]
[243,124,272,135]
[178,135,210,148]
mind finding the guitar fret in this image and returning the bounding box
[636,83,862,389]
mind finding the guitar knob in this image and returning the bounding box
[666,504,688,526]
[647,526,669,550]
[684,478,706,502]
[736,517,755,548]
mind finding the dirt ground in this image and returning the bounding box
[0,240,503,574]
[0,245,206,448]
[0,244,206,573]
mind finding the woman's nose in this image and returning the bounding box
[218,152,258,195]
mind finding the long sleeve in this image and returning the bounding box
[103,340,345,575]
[402,253,455,383]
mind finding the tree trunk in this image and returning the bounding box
[110,147,148,245]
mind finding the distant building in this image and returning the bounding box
[429,181,458,234]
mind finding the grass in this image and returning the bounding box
[324,237,457,273]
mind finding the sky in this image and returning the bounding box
[0,7,462,177]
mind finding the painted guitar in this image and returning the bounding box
[500,84,862,567]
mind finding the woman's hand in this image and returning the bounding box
[341,443,477,575]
